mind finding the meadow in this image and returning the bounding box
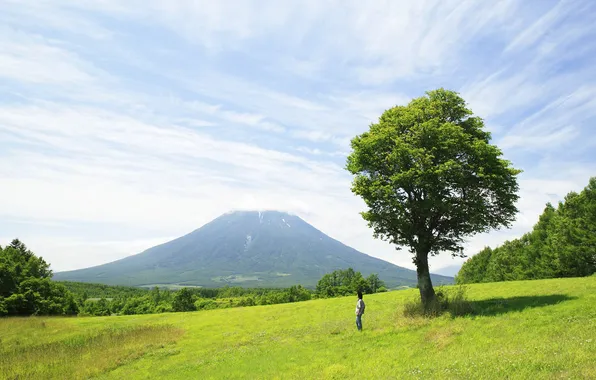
[1,277,595,379]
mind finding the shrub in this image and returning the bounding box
[402,285,473,318]
[154,303,173,313]
[195,299,218,310]
[0,297,7,316]
[444,286,474,317]
[403,296,442,318]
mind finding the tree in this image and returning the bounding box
[315,272,342,297]
[95,298,111,316]
[366,273,385,293]
[1,239,77,316]
[455,246,493,284]
[346,88,521,307]
[524,203,558,279]
[1,239,52,298]
[353,276,371,294]
[150,286,161,306]
[172,288,196,312]
[547,179,596,277]
[286,285,311,302]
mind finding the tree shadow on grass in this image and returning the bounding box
[460,294,576,317]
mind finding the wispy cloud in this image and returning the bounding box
[0,27,98,85]
[1,0,596,274]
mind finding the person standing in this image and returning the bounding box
[355,291,365,331]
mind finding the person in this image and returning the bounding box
[355,291,365,331]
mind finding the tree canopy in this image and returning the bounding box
[0,239,77,316]
[346,88,521,306]
[457,177,596,283]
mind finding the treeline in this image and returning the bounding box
[2,238,388,317]
[73,284,314,316]
[457,177,596,284]
[60,281,148,299]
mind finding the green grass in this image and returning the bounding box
[2,277,595,379]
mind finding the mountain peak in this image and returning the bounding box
[216,210,301,228]
[223,209,296,217]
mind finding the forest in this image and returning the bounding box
[457,177,596,283]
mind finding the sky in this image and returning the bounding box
[1,0,596,277]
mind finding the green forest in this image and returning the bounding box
[0,239,385,317]
[457,177,596,284]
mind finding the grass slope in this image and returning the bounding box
[2,277,595,379]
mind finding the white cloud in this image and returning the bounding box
[503,0,572,54]
[0,102,351,242]
[500,126,579,150]
[0,1,114,40]
[0,27,97,85]
[29,0,522,83]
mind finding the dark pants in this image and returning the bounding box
[356,314,362,331]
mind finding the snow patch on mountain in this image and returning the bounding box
[244,235,252,251]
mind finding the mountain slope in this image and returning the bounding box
[53,211,453,288]
[433,264,463,277]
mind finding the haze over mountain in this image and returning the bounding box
[53,211,453,288]
[433,264,463,278]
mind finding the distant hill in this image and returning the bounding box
[53,211,453,288]
[433,264,463,277]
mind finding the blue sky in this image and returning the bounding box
[1,0,595,276]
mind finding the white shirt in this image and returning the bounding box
[355,299,364,316]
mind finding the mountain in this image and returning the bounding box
[53,211,453,288]
[433,264,463,277]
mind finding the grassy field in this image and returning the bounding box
[1,277,595,379]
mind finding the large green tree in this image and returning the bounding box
[346,88,521,307]
[0,239,52,299]
[0,239,77,316]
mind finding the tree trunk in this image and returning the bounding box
[414,251,436,308]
